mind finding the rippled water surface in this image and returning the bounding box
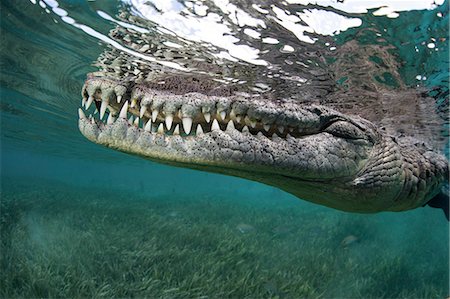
[1,0,449,297]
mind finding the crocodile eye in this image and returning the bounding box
[324,120,366,140]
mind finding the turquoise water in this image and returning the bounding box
[1,1,449,298]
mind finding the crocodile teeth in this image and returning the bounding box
[100,101,108,119]
[226,120,235,131]
[152,109,158,122]
[219,110,226,120]
[211,119,220,131]
[182,117,193,134]
[86,96,94,109]
[140,106,147,118]
[196,124,204,135]
[78,108,86,119]
[157,123,164,134]
[165,114,173,130]
[144,120,152,132]
[204,113,211,123]
[119,101,129,118]
[173,124,180,135]
[107,114,115,125]
[80,82,308,141]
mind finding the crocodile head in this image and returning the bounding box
[78,75,448,213]
[78,4,448,215]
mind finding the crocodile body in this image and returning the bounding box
[78,4,448,215]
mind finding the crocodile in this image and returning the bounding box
[78,4,448,217]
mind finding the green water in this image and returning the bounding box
[1,0,449,298]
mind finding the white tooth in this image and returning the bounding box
[219,110,226,120]
[264,124,270,131]
[242,125,249,133]
[226,120,235,131]
[278,126,284,133]
[165,114,173,130]
[78,108,87,119]
[94,108,98,115]
[91,118,95,125]
[250,120,257,128]
[235,116,241,123]
[144,120,152,132]
[204,113,211,123]
[173,124,180,135]
[119,101,129,118]
[286,133,294,139]
[152,109,158,122]
[86,96,94,109]
[196,124,204,135]
[107,114,115,125]
[140,106,147,118]
[229,109,236,118]
[257,132,264,138]
[82,98,86,107]
[128,115,134,125]
[182,117,193,134]
[157,123,164,134]
[130,98,137,108]
[133,117,140,127]
[211,119,220,131]
[100,101,108,119]
[116,95,122,103]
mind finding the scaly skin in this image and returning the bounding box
[78,76,448,213]
[78,6,448,214]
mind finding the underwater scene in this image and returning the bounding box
[1,0,449,298]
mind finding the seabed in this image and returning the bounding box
[1,177,448,298]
